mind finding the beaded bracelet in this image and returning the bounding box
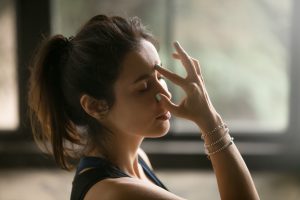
[201,123,227,140]
[204,128,230,148]
[205,137,234,159]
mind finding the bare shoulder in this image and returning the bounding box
[138,147,153,170]
[84,177,185,200]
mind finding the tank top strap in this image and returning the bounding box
[138,155,169,191]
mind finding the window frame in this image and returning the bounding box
[0,0,55,168]
[1,0,299,170]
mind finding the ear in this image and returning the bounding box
[80,94,109,121]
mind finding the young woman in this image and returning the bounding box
[28,15,260,200]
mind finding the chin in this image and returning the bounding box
[146,121,170,138]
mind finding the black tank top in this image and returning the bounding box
[70,156,168,200]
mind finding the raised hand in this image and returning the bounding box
[155,41,222,133]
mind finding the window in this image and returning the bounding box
[52,0,292,135]
[170,0,291,134]
[0,0,18,131]
[0,0,296,169]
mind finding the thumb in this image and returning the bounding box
[156,93,180,116]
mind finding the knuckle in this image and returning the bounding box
[187,82,199,92]
[182,52,189,59]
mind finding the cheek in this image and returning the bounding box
[125,95,156,121]
[109,94,156,131]
[127,91,157,111]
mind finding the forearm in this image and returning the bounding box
[197,117,260,200]
[209,143,259,199]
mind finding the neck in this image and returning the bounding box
[88,132,145,178]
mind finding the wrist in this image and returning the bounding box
[195,113,224,134]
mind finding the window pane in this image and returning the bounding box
[171,0,291,134]
[0,0,18,130]
[52,0,170,64]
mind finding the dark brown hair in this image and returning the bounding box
[28,15,157,170]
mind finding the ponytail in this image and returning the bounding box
[28,35,81,170]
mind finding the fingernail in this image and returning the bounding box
[155,93,161,102]
[174,41,180,47]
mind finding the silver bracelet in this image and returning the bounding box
[205,137,234,159]
[201,123,227,140]
[204,128,230,148]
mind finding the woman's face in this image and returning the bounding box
[105,39,171,138]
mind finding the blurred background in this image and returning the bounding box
[0,0,300,199]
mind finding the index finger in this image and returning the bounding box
[154,64,187,90]
[173,41,198,79]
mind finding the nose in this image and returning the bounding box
[155,79,172,100]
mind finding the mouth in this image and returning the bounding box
[156,111,171,120]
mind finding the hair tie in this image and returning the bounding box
[64,36,74,46]
[68,36,74,42]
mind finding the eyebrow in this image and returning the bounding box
[132,63,162,84]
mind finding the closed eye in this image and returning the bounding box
[138,76,167,93]
[138,82,149,93]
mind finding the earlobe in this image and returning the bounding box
[80,94,109,120]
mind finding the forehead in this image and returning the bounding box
[117,39,161,85]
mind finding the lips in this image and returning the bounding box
[156,111,171,120]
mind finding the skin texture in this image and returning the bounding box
[81,40,260,200]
